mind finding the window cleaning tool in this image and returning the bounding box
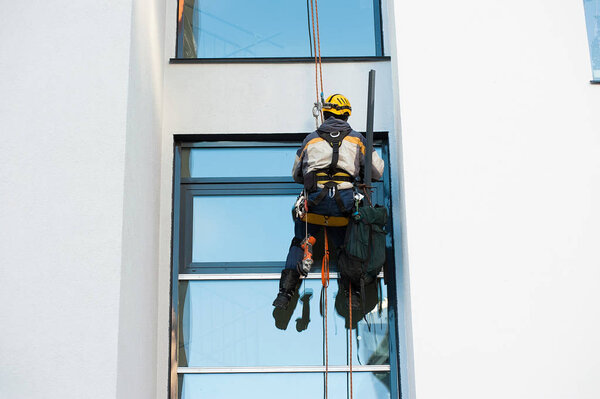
[363,69,376,204]
[351,69,377,399]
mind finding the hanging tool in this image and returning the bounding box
[297,235,316,276]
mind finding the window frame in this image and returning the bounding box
[584,0,600,83]
[169,134,401,399]
[173,0,387,61]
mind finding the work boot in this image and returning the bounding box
[272,269,301,310]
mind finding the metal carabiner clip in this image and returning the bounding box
[312,102,322,117]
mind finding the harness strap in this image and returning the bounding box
[301,213,349,227]
[307,182,352,214]
[307,183,330,207]
[316,129,350,172]
[330,140,341,172]
[315,171,353,185]
[333,188,350,214]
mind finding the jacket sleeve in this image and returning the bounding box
[357,133,385,181]
[292,135,312,184]
[371,150,385,180]
[292,147,304,184]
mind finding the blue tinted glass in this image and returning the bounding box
[192,195,296,262]
[179,279,389,367]
[181,372,391,398]
[584,0,600,79]
[189,146,381,178]
[189,147,297,178]
[177,0,382,58]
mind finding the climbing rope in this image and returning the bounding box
[349,282,353,399]
[321,227,330,399]
[308,4,356,396]
[304,190,309,253]
[309,0,324,127]
[321,227,330,287]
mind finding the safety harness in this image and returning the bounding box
[302,129,354,228]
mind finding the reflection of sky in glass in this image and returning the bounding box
[179,0,381,58]
[181,372,391,398]
[179,280,389,367]
[189,146,382,178]
[584,0,600,79]
[192,195,296,262]
[190,147,298,178]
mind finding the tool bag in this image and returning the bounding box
[338,204,388,287]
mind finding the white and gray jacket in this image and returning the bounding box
[292,118,385,190]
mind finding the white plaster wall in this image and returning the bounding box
[163,62,395,135]
[392,0,600,398]
[0,1,133,398]
[116,0,166,398]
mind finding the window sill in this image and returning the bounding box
[170,56,391,64]
[591,80,600,84]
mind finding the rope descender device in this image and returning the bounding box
[312,101,322,129]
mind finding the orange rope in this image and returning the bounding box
[322,227,330,399]
[314,0,324,99]
[321,228,330,287]
[309,0,324,124]
[309,0,320,123]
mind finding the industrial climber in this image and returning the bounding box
[272,94,385,310]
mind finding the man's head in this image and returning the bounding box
[323,94,352,121]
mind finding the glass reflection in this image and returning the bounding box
[178,279,388,367]
[177,0,382,58]
[188,147,381,178]
[180,372,390,399]
[192,195,296,263]
[189,147,298,178]
[584,0,600,79]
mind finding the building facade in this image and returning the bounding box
[1,0,599,398]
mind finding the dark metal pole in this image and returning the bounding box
[364,69,376,191]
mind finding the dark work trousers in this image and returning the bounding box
[284,188,354,271]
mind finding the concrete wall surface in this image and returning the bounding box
[0,1,164,398]
[116,0,166,398]
[162,62,395,135]
[393,0,600,398]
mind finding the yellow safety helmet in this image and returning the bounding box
[323,94,352,116]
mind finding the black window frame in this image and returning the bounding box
[169,133,401,399]
[173,0,387,62]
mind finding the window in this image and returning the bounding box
[176,0,384,59]
[584,0,600,81]
[170,138,400,398]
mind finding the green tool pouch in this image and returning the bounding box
[338,205,388,287]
